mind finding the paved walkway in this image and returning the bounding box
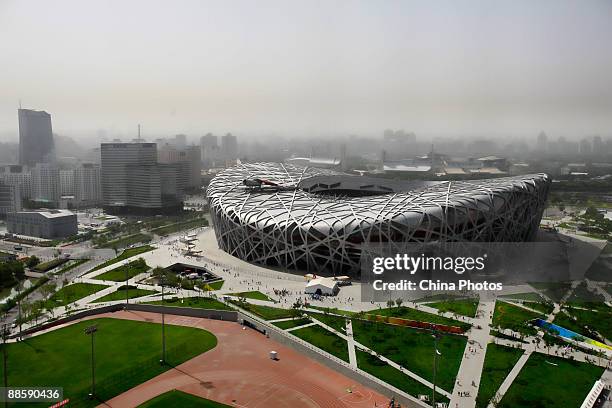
[486,351,531,408]
[449,300,495,408]
[346,320,357,369]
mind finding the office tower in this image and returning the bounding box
[157,144,201,190]
[0,165,32,200]
[101,142,183,214]
[0,181,21,218]
[382,129,416,159]
[74,163,102,205]
[32,163,60,204]
[579,138,592,155]
[221,133,239,164]
[536,131,548,152]
[200,133,220,167]
[18,108,55,167]
[592,135,604,154]
[60,170,75,196]
[174,134,187,148]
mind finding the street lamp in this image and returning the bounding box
[124,263,130,306]
[160,273,166,364]
[84,325,98,399]
[432,330,441,408]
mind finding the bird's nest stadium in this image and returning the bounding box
[207,163,551,275]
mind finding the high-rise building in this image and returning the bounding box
[101,142,183,214]
[0,181,21,218]
[32,163,60,204]
[382,129,417,159]
[221,133,239,165]
[60,170,75,196]
[200,133,220,167]
[536,131,548,152]
[74,163,102,205]
[579,138,592,155]
[0,165,32,200]
[18,109,55,167]
[157,144,201,190]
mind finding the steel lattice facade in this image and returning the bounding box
[207,163,551,275]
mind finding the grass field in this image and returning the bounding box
[99,233,152,249]
[499,353,604,408]
[95,259,150,281]
[228,290,275,302]
[150,217,209,236]
[49,282,109,306]
[371,306,471,331]
[0,318,217,406]
[427,298,479,317]
[492,301,544,336]
[92,286,157,303]
[476,344,524,408]
[138,390,229,408]
[521,301,554,315]
[146,296,233,310]
[307,312,347,333]
[498,292,544,302]
[228,300,295,320]
[90,246,155,272]
[356,350,448,404]
[351,319,466,391]
[308,306,356,316]
[291,325,349,362]
[54,259,88,275]
[553,308,612,343]
[273,318,311,330]
[206,280,224,290]
[33,258,69,272]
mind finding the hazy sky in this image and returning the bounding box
[1,0,611,143]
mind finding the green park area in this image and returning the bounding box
[273,317,311,330]
[33,258,69,272]
[427,298,479,317]
[139,390,229,408]
[499,292,545,302]
[146,296,233,310]
[351,319,466,392]
[228,290,275,302]
[356,350,448,404]
[371,306,471,331]
[206,280,224,290]
[553,308,612,343]
[529,282,572,302]
[228,300,295,320]
[476,344,524,408]
[499,353,604,408]
[49,282,109,306]
[98,233,152,249]
[54,259,88,275]
[0,318,217,405]
[95,258,150,281]
[150,217,209,236]
[492,301,544,336]
[291,324,349,362]
[92,285,157,303]
[90,246,155,272]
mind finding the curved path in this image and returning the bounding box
[90,310,389,408]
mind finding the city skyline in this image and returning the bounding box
[1,0,612,141]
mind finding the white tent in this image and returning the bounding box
[305,277,338,296]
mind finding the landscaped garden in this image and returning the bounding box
[146,296,233,311]
[92,285,157,303]
[492,301,544,336]
[498,352,604,408]
[90,246,155,272]
[94,258,150,281]
[371,306,471,331]
[0,318,217,405]
[427,297,479,317]
[228,290,275,302]
[48,282,109,306]
[273,317,311,330]
[290,325,349,362]
[476,344,524,408]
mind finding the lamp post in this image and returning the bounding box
[2,324,8,408]
[160,274,166,364]
[125,262,129,306]
[432,331,441,408]
[84,325,98,399]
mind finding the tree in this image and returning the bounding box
[395,298,403,308]
[386,299,394,309]
[26,256,40,268]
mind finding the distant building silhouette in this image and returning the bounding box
[18,108,55,167]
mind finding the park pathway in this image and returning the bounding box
[449,299,495,408]
[346,319,357,368]
[486,350,531,408]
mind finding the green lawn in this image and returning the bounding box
[146,296,233,310]
[529,282,572,302]
[49,282,109,306]
[427,298,479,318]
[356,350,448,404]
[54,259,88,275]
[150,217,209,236]
[371,306,471,331]
[206,280,224,290]
[90,246,155,272]
[308,305,356,316]
[498,292,544,302]
[492,301,544,336]
[0,318,217,405]
[33,258,69,272]
[94,258,150,281]
[522,301,554,315]
[553,308,612,343]
[476,344,524,408]
[307,312,347,333]
[351,319,467,391]
[273,318,311,330]
[291,325,349,362]
[99,233,152,249]
[228,300,295,320]
[228,291,275,302]
[92,286,157,303]
[499,353,604,408]
[139,390,229,408]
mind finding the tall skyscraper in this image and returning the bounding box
[200,133,219,167]
[101,142,183,214]
[74,163,102,205]
[32,163,60,204]
[18,108,55,167]
[0,181,21,218]
[221,133,239,165]
[157,144,201,190]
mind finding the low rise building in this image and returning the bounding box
[6,209,77,239]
